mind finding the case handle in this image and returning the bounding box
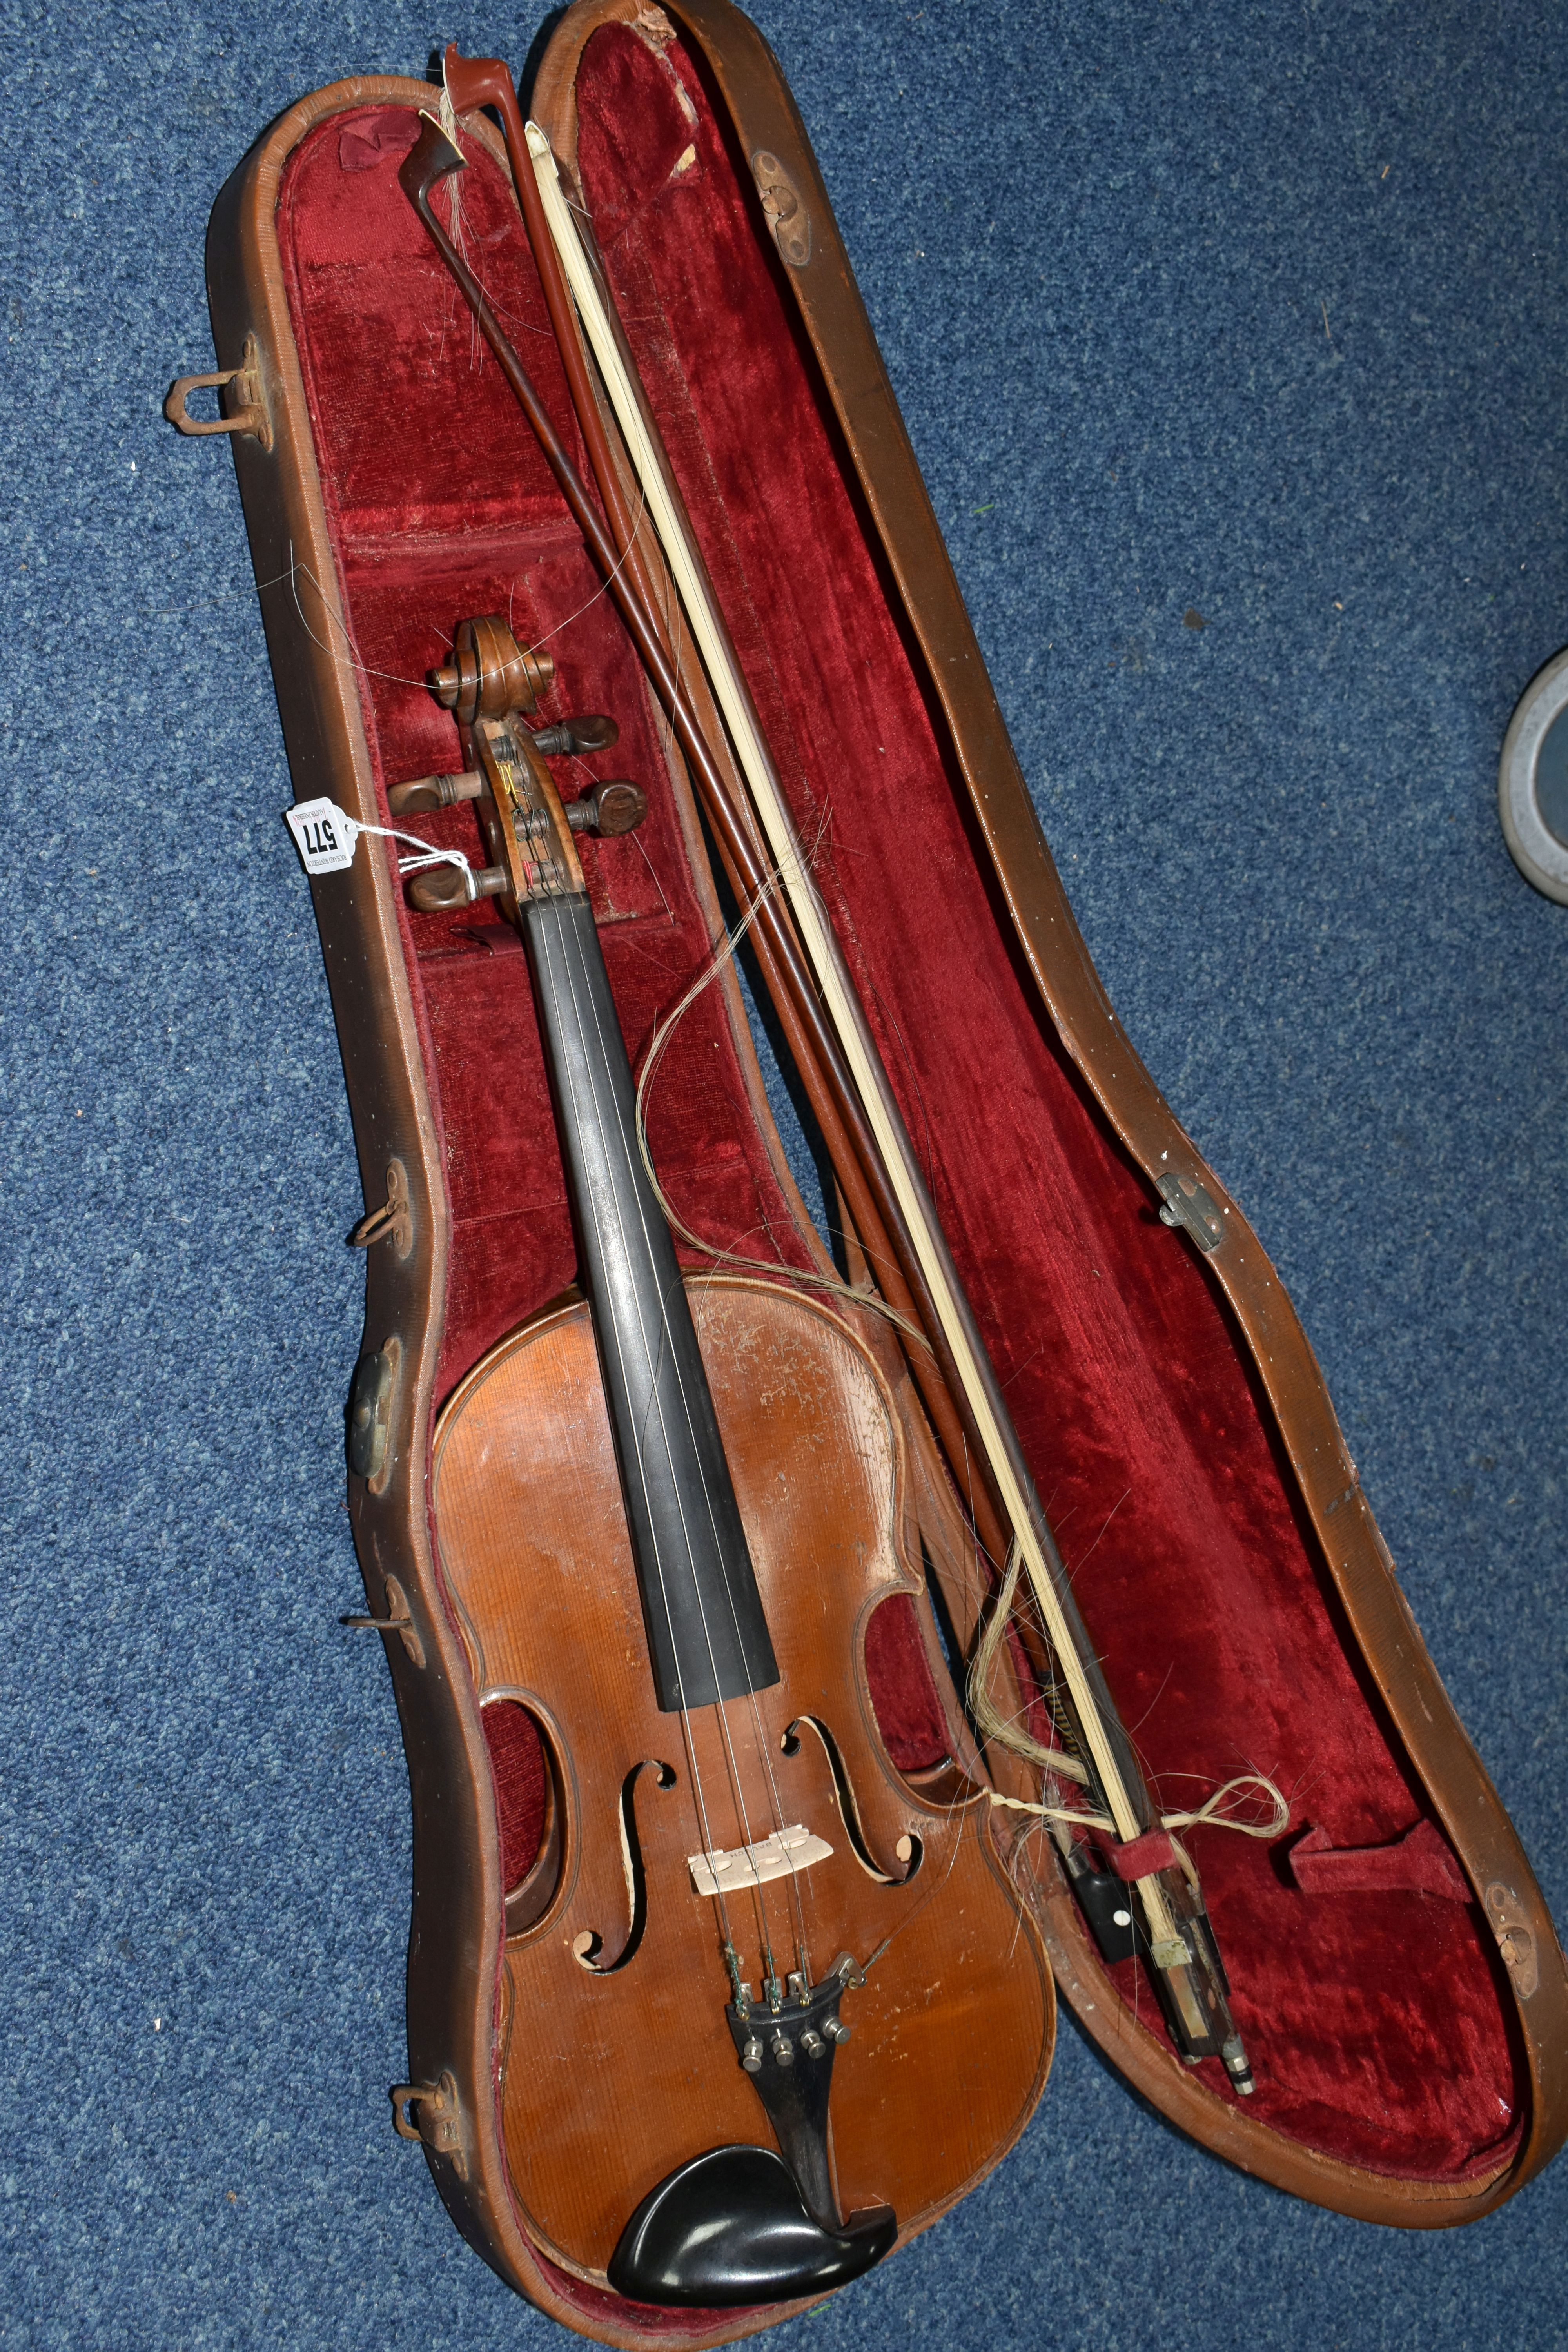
[165,332,273,452]
[390,2071,468,2176]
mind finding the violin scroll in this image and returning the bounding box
[430,613,553,724]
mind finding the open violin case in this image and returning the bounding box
[185,0,1567,2340]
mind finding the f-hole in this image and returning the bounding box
[782,1717,922,1885]
[573,1757,677,1973]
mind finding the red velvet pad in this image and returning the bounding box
[270,45,1520,2188]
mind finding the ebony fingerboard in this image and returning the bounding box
[523,889,779,1714]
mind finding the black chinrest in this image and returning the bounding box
[607,2143,897,2307]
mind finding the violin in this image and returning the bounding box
[391,614,1052,2305]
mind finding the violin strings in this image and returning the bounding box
[278,463,650,704]
[559,869,818,1981]
[630,857,926,1349]
[546,920,764,1972]
[287,549,442,689]
[526,896,729,1887]
[552,883,812,1980]
[583,641,822,1972]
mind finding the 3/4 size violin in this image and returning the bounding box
[390,615,1052,2303]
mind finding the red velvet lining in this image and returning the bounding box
[1290,1818,1471,1902]
[269,50,1522,2190]
[1111,1832,1178,1882]
[862,1596,953,1774]
[481,1699,548,1891]
[571,22,1521,2182]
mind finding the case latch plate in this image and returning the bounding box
[1485,1882,1539,2000]
[347,1339,401,1488]
[1156,1171,1225,1253]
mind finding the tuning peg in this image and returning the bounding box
[407,864,508,913]
[530,715,620,757]
[387,769,483,816]
[565,781,647,838]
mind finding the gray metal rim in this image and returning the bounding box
[1499,644,1568,905]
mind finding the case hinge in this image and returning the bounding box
[1484,1882,1539,2000]
[751,151,811,269]
[1156,1171,1226,1253]
[165,333,274,453]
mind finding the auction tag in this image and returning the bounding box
[286,798,358,876]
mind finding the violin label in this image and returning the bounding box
[286,797,358,875]
[689,1824,834,1900]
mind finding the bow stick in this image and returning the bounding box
[399,70,1256,2094]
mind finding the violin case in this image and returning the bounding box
[188,0,1568,2339]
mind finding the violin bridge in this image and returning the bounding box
[688,1824,833,1900]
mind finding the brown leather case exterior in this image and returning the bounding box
[195,1,1567,2336]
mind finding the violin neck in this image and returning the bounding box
[522,889,779,1715]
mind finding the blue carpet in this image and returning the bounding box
[4,1,1566,2345]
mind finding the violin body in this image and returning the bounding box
[434,1274,1052,2284]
